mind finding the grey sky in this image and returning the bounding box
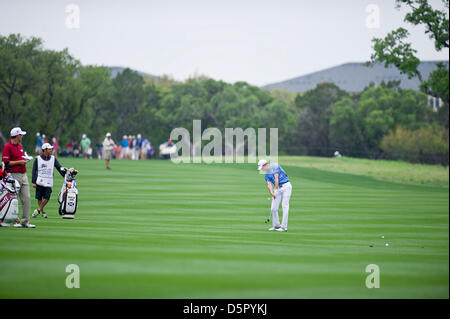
[0,0,448,86]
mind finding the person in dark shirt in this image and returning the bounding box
[31,143,67,218]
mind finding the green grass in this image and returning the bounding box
[0,157,448,298]
[279,156,449,188]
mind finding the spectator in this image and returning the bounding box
[35,133,42,155]
[102,133,116,170]
[137,134,143,159]
[1,127,35,228]
[114,144,122,159]
[120,135,129,159]
[96,138,103,159]
[72,140,80,158]
[52,137,59,156]
[141,137,154,160]
[80,134,92,159]
[128,135,133,159]
[131,135,138,160]
[63,141,74,157]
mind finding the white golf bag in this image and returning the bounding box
[58,168,78,219]
[0,171,20,227]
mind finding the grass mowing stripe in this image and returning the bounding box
[0,157,447,298]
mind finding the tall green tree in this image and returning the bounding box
[0,34,43,144]
[329,97,365,156]
[293,83,348,156]
[369,0,449,121]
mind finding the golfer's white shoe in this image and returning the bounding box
[13,222,36,228]
[269,225,281,231]
[32,209,40,218]
[276,227,287,232]
[24,222,36,228]
[0,222,10,227]
[42,213,47,218]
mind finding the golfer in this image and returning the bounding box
[258,159,292,232]
[1,127,35,228]
[102,133,116,170]
[31,143,67,218]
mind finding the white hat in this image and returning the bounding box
[137,134,142,138]
[36,132,40,137]
[106,132,111,137]
[257,159,268,170]
[82,134,87,139]
[42,143,53,150]
[10,127,27,137]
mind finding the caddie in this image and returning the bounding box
[31,143,67,218]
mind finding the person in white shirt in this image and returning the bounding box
[102,133,116,170]
[31,143,67,218]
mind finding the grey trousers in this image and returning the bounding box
[11,173,31,225]
[271,182,292,229]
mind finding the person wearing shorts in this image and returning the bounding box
[102,133,116,170]
[31,143,67,218]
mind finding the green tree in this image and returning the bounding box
[51,65,111,143]
[369,0,449,109]
[294,83,348,156]
[329,97,365,156]
[0,34,43,145]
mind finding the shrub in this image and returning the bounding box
[380,126,449,165]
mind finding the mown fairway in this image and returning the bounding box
[0,157,448,298]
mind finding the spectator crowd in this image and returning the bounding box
[35,133,155,161]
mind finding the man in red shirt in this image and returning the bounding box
[1,127,35,228]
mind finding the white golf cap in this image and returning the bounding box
[10,127,27,137]
[257,159,268,170]
[82,134,87,139]
[42,142,53,150]
[137,134,142,138]
[106,132,111,137]
[36,132,40,137]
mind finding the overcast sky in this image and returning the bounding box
[0,0,448,86]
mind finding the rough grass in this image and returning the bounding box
[279,156,449,188]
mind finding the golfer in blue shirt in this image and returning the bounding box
[258,159,292,232]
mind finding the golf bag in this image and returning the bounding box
[0,165,20,227]
[58,168,78,219]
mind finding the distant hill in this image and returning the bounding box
[108,66,159,81]
[262,61,449,93]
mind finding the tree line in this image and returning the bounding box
[0,33,448,165]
